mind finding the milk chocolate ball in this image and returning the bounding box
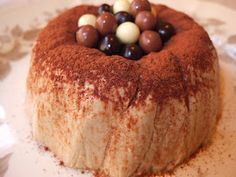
[139,31,162,53]
[76,25,99,48]
[135,11,156,31]
[130,0,151,16]
[96,12,117,35]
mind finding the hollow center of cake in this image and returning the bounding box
[76,0,176,60]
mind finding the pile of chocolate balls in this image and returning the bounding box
[76,0,175,60]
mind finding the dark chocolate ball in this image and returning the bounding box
[115,11,134,25]
[135,11,156,31]
[139,30,162,53]
[76,25,99,48]
[121,44,143,60]
[96,12,117,35]
[98,4,112,14]
[99,34,122,55]
[130,0,151,16]
[156,21,176,43]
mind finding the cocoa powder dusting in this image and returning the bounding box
[43,146,49,151]
[28,4,217,110]
[59,161,64,166]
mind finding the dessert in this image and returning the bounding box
[135,11,156,31]
[116,22,140,45]
[76,25,99,48]
[139,30,162,53]
[26,0,220,177]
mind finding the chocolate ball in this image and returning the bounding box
[121,44,143,60]
[99,34,122,55]
[98,4,112,14]
[78,14,97,27]
[130,0,151,16]
[113,0,131,14]
[96,12,117,35]
[116,22,140,44]
[135,11,156,31]
[76,25,99,48]
[139,31,162,53]
[115,11,134,25]
[156,21,176,43]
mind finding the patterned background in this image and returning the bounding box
[201,0,236,9]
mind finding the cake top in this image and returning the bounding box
[30,0,216,107]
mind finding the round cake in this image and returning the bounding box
[26,1,220,177]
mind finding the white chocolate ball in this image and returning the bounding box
[116,22,140,44]
[78,14,97,27]
[113,0,130,14]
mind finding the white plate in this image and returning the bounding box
[0,0,236,177]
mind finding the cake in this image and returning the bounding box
[26,0,220,177]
